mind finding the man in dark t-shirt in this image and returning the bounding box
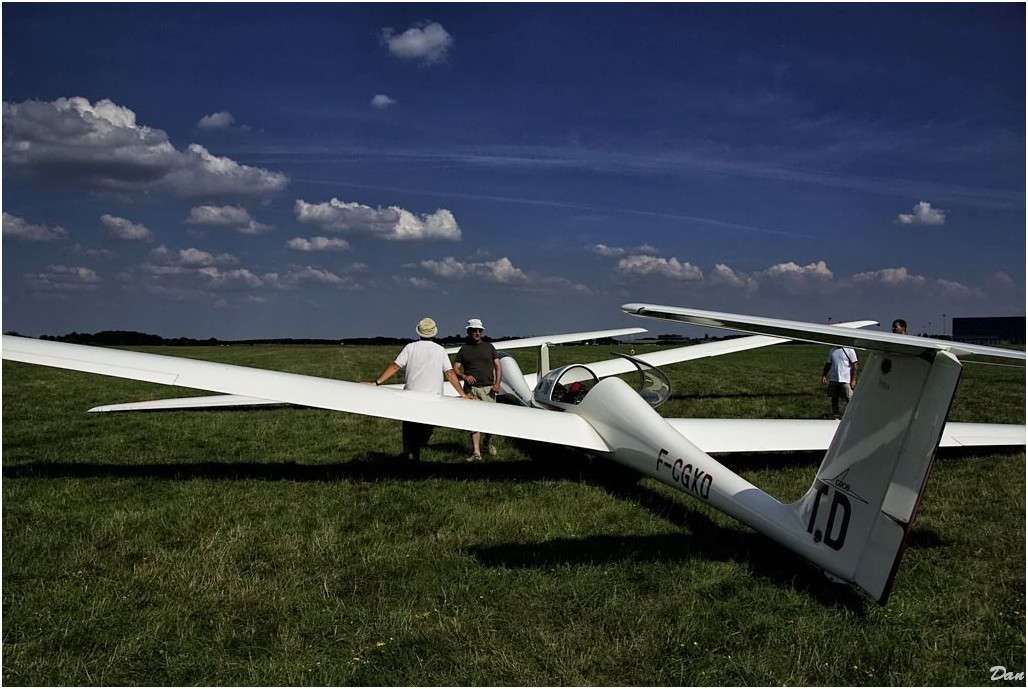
[453,318,502,461]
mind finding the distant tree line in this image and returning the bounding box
[24,330,678,347]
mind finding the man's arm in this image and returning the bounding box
[491,356,502,394]
[454,360,476,386]
[365,361,401,386]
[445,368,471,398]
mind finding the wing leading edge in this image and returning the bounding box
[622,303,1025,367]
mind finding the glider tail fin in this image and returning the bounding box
[791,350,962,603]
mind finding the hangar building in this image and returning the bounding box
[952,316,1025,345]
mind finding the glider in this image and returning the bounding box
[2,306,1024,603]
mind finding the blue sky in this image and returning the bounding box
[2,4,1024,339]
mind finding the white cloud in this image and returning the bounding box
[400,276,436,289]
[371,94,397,109]
[286,236,351,252]
[274,265,361,290]
[420,256,528,284]
[197,111,235,130]
[851,266,926,287]
[709,263,757,291]
[186,205,272,235]
[897,201,946,226]
[196,266,264,288]
[101,214,152,241]
[74,244,116,259]
[590,243,658,257]
[616,254,703,281]
[138,245,274,299]
[934,278,982,298]
[760,260,833,281]
[380,21,453,64]
[149,245,239,267]
[2,212,68,241]
[295,198,461,242]
[992,271,1014,287]
[25,265,100,292]
[2,97,287,199]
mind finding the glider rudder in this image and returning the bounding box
[790,349,962,603]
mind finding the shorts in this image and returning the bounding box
[467,385,496,402]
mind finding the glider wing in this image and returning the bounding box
[623,303,1025,367]
[2,335,611,452]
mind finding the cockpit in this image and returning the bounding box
[531,353,672,411]
[534,365,599,411]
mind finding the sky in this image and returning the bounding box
[2,4,1024,340]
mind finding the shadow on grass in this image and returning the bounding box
[572,469,874,612]
[3,439,968,611]
[467,525,870,612]
[0,442,593,484]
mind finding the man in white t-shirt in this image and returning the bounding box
[821,346,858,419]
[367,317,469,461]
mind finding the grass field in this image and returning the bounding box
[3,342,1025,686]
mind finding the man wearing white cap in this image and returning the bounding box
[453,317,503,461]
[368,317,469,461]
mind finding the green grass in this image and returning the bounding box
[3,343,1025,685]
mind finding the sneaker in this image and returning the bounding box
[486,443,498,457]
[466,452,482,463]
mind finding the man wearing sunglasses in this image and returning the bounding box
[453,318,503,461]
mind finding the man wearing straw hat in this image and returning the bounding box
[367,317,470,461]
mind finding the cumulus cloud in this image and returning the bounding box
[186,205,272,235]
[101,213,152,241]
[371,94,397,109]
[286,236,351,252]
[709,263,757,291]
[760,260,833,281]
[992,271,1014,287]
[295,198,461,242]
[137,244,277,299]
[197,111,236,130]
[590,243,658,257]
[380,21,453,64]
[25,265,100,293]
[933,278,982,298]
[420,256,528,284]
[75,244,116,259]
[851,266,927,287]
[149,244,239,267]
[897,201,946,226]
[400,276,436,289]
[3,212,68,241]
[264,265,361,290]
[3,97,288,199]
[616,254,703,281]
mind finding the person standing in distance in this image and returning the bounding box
[891,319,907,335]
[821,345,858,420]
[453,318,502,462]
[366,317,470,462]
